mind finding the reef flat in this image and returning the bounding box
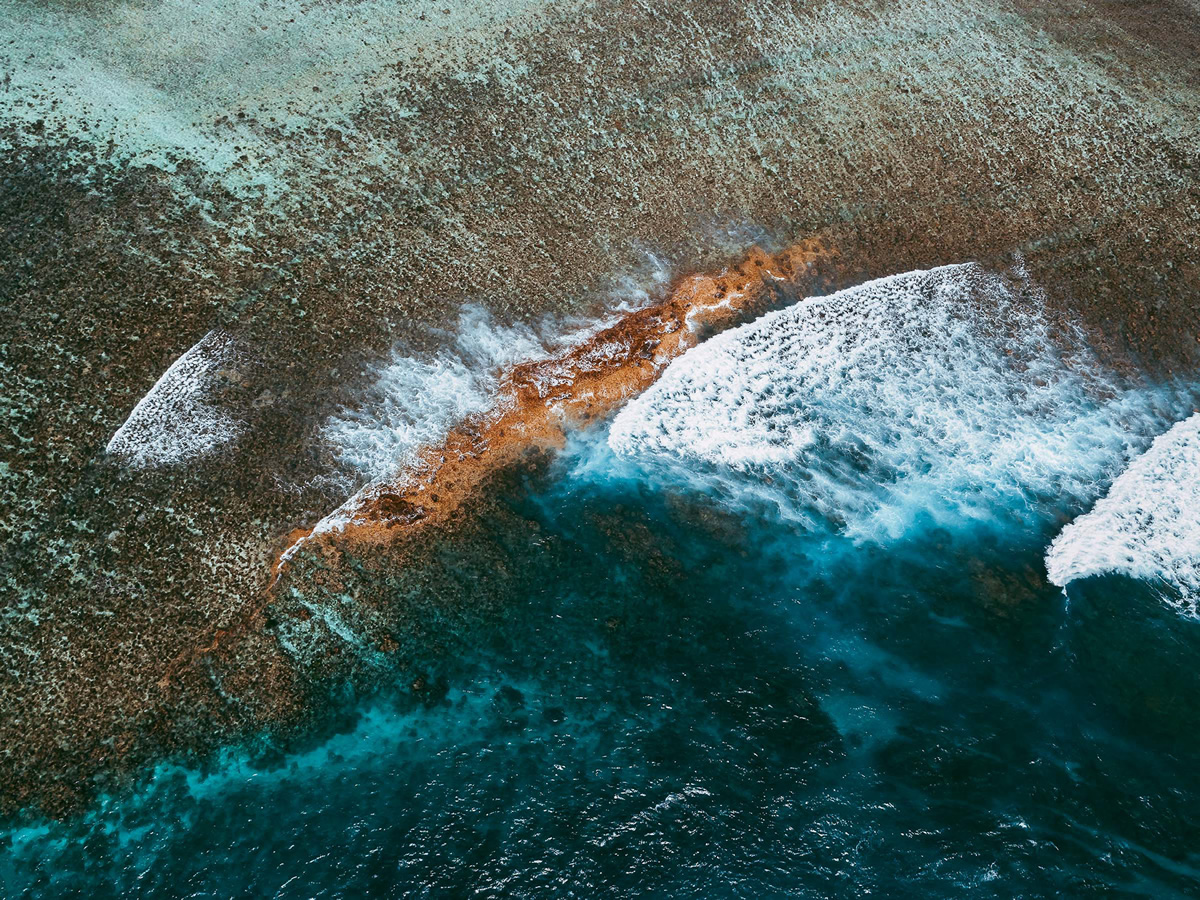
[2,0,1199,827]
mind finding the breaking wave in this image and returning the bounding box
[609,263,1196,543]
[1046,412,1200,615]
[323,306,550,482]
[106,329,246,467]
[322,256,672,485]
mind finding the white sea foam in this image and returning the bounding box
[1045,413,1200,614]
[282,291,650,572]
[324,251,671,486]
[106,330,245,467]
[610,263,1195,542]
[282,307,548,569]
[275,258,673,580]
[323,306,551,482]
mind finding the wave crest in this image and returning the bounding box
[106,330,246,467]
[610,263,1193,541]
[1046,413,1200,614]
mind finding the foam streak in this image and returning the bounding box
[106,330,244,468]
[1046,413,1200,614]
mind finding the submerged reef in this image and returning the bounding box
[2,0,1200,820]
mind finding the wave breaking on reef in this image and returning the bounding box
[106,329,246,468]
[273,240,834,579]
[610,263,1197,544]
[321,254,675,488]
[1046,412,1200,614]
[322,306,554,485]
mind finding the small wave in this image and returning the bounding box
[610,263,1195,541]
[1046,412,1200,615]
[106,329,246,467]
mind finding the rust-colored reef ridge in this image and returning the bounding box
[276,239,836,576]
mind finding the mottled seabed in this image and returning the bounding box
[3,0,1200,896]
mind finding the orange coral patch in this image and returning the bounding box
[274,239,835,576]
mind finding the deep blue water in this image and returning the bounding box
[6,431,1200,898]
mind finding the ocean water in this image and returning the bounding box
[7,268,1200,897]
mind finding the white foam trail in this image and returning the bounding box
[106,330,244,467]
[323,305,551,482]
[285,284,673,574]
[1046,413,1200,614]
[285,306,548,569]
[324,256,672,486]
[610,263,1194,541]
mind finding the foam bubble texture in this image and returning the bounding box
[610,264,1193,541]
[1046,413,1200,614]
[324,263,672,486]
[106,330,244,467]
[323,306,551,483]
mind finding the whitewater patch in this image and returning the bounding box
[106,330,246,468]
[323,305,552,483]
[321,262,676,485]
[610,263,1196,542]
[278,306,562,573]
[1045,413,1200,615]
[270,241,832,586]
[284,285,674,571]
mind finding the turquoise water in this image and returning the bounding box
[6,423,1200,897]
